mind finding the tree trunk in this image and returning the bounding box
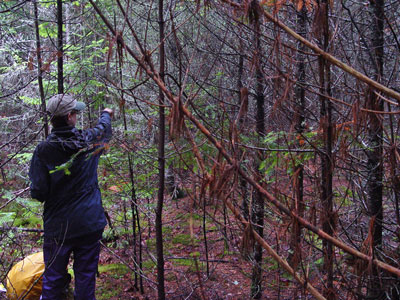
[156,0,166,299]
[367,0,384,252]
[57,0,63,94]
[237,26,249,221]
[118,47,143,292]
[33,0,48,138]
[250,2,265,298]
[366,0,384,297]
[318,1,335,299]
[288,4,306,273]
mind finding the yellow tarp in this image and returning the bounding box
[6,252,44,300]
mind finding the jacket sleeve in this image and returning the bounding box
[29,146,50,202]
[83,111,112,144]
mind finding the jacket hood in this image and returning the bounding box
[47,126,90,153]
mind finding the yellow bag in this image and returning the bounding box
[6,252,44,300]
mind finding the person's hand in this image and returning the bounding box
[103,108,114,118]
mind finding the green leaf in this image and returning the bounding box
[38,22,57,38]
[259,160,267,171]
[11,152,33,165]
[20,96,41,105]
[0,212,16,225]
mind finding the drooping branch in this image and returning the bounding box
[223,188,327,300]
[180,101,400,278]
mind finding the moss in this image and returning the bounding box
[96,282,122,299]
[93,264,132,299]
[171,234,199,246]
[173,258,193,267]
[207,225,218,231]
[190,251,200,258]
[191,213,202,221]
[142,260,156,270]
[175,212,204,227]
[146,238,156,250]
[162,226,172,235]
[218,247,235,258]
[138,218,148,228]
[98,263,129,276]
[173,258,205,272]
[146,237,172,251]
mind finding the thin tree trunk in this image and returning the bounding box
[366,0,384,297]
[288,4,306,273]
[156,0,166,299]
[33,0,48,138]
[367,0,384,251]
[128,137,140,290]
[65,2,71,46]
[388,124,400,227]
[57,0,63,94]
[251,2,265,298]
[318,1,335,299]
[118,48,142,292]
[203,192,210,277]
[237,31,249,221]
[136,202,144,293]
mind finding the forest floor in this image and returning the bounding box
[89,195,312,300]
[33,194,303,300]
[93,195,254,300]
[2,193,318,300]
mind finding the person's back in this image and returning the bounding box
[31,112,111,240]
[29,94,113,300]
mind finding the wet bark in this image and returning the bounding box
[156,0,166,299]
[317,1,335,299]
[366,0,384,297]
[57,0,63,94]
[250,2,265,298]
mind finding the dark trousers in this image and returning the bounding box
[41,231,102,300]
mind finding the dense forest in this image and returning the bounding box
[1,0,400,299]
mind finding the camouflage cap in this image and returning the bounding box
[46,94,86,117]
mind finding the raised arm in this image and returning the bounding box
[83,109,113,144]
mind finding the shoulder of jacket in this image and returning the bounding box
[36,140,48,151]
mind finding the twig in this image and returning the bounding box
[0,187,30,210]
[0,226,43,233]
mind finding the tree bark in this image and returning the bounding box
[366,0,384,297]
[317,1,335,299]
[156,0,166,299]
[367,0,384,251]
[33,0,48,138]
[250,2,265,298]
[237,25,249,221]
[289,4,306,273]
[57,0,63,94]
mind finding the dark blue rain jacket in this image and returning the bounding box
[29,112,112,240]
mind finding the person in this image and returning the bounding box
[29,94,113,300]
